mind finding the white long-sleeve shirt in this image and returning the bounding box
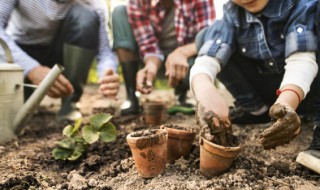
[0,0,117,78]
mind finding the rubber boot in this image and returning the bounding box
[57,43,95,122]
[120,61,140,115]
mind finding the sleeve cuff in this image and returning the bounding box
[280,52,318,98]
[144,53,164,62]
[190,55,221,95]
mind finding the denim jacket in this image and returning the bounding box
[199,0,318,74]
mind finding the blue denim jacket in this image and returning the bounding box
[199,0,318,74]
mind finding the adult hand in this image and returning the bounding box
[98,68,120,99]
[27,65,74,98]
[259,103,301,149]
[136,57,160,94]
[165,49,189,88]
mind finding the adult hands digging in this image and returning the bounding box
[196,103,233,147]
[259,103,301,149]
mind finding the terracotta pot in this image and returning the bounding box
[142,102,166,125]
[200,137,241,178]
[126,129,168,178]
[161,124,196,164]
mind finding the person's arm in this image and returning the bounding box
[259,0,318,149]
[165,43,197,87]
[91,0,120,99]
[194,0,216,32]
[92,0,118,78]
[127,0,163,61]
[190,55,230,121]
[165,0,216,87]
[0,0,40,77]
[276,52,318,109]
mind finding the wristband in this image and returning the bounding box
[276,89,301,103]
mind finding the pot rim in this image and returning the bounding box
[160,125,196,140]
[126,129,168,147]
[201,137,242,152]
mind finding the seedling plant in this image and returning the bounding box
[52,113,117,161]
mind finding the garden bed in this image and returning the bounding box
[0,84,319,190]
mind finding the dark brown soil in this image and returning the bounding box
[0,84,319,190]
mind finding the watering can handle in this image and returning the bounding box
[0,37,14,63]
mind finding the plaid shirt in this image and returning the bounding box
[128,0,215,60]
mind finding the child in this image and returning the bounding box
[191,0,320,173]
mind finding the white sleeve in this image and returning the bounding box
[189,55,221,95]
[280,52,318,98]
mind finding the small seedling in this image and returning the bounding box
[52,113,117,161]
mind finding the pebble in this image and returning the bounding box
[88,178,98,187]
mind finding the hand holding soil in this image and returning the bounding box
[259,103,301,149]
[196,103,236,147]
[136,68,153,94]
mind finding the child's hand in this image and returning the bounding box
[259,103,301,149]
[197,103,232,146]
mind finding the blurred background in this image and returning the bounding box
[87,0,228,84]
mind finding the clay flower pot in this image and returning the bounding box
[126,129,168,178]
[161,124,196,164]
[200,137,241,178]
[142,102,166,125]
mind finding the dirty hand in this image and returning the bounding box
[259,103,301,149]
[136,62,158,94]
[98,68,120,99]
[165,49,189,88]
[196,103,232,146]
[27,65,74,98]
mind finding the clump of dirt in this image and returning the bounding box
[196,104,239,147]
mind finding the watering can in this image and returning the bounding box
[0,38,64,143]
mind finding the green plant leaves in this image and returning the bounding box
[90,113,112,130]
[100,122,117,143]
[52,113,117,161]
[82,125,100,144]
[52,147,72,160]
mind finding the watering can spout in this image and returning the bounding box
[13,64,64,134]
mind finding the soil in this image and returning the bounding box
[197,106,238,147]
[0,84,319,190]
[161,124,196,133]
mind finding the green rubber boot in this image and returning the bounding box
[57,43,95,122]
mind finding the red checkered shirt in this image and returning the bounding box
[128,0,215,60]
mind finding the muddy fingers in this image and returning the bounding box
[261,128,300,149]
[259,103,301,149]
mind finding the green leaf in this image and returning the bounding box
[62,125,74,137]
[52,147,72,160]
[57,138,74,149]
[68,151,83,161]
[82,125,100,144]
[62,118,82,137]
[90,113,113,130]
[100,122,117,143]
[68,143,86,161]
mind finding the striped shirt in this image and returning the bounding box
[0,0,117,78]
[128,0,216,60]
